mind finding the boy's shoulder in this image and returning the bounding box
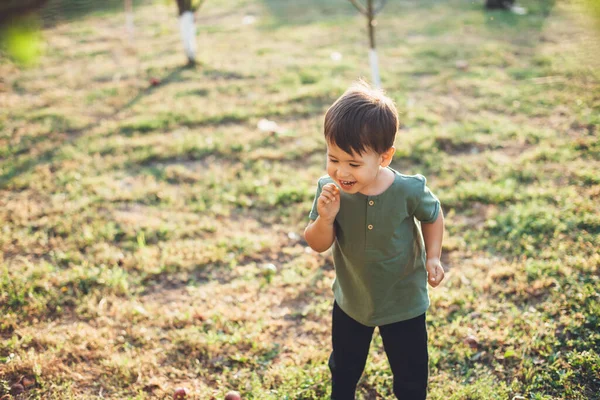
[316,175,335,187]
[390,169,428,191]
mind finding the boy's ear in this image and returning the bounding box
[380,146,396,167]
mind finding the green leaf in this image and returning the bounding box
[504,349,516,358]
[0,16,42,66]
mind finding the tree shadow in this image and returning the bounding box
[0,55,260,190]
[38,0,149,27]
[0,62,194,189]
[260,0,357,26]
[119,62,195,112]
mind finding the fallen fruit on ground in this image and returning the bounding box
[173,387,188,399]
[225,390,242,400]
[10,384,25,396]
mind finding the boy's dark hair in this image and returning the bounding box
[324,81,399,155]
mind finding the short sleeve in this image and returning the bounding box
[410,175,440,223]
[308,179,323,220]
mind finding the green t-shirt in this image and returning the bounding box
[309,168,440,327]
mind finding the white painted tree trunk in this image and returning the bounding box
[369,48,381,89]
[179,11,197,63]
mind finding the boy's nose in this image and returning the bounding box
[340,167,353,177]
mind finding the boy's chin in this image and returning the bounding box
[338,184,360,193]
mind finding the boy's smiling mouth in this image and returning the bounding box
[339,179,357,190]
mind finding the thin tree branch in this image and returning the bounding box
[367,0,375,48]
[347,0,367,16]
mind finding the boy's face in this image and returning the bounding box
[326,142,394,194]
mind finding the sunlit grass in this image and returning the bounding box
[1,0,599,398]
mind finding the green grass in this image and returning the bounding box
[1,0,599,398]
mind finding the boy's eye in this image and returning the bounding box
[350,164,360,168]
[329,159,338,163]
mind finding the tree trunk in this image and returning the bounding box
[176,0,196,64]
[176,0,191,15]
[367,0,381,88]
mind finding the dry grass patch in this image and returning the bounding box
[1,0,599,398]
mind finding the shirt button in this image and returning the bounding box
[369,200,374,206]
[368,224,373,230]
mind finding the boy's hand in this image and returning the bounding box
[317,183,340,223]
[426,258,444,287]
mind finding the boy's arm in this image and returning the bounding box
[421,208,445,287]
[304,217,336,253]
[305,182,340,253]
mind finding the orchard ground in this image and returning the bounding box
[1,0,599,398]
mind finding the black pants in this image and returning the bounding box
[328,302,428,400]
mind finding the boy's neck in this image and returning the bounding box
[359,167,395,196]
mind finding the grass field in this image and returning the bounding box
[1,0,599,398]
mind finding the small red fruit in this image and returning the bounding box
[10,384,25,395]
[173,387,188,399]
[225,390,242,400]
[150,77,161,86]
[21,376,35,388]
[463,335,479,349]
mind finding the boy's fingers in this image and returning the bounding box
[429,267,437,280]
[320,192,336,203]
[427,265,443,286]
[322,185,338,195]
[429,274,439,287]
[319,196,336,206]
[327,183,340,191]
[430,266,444,286]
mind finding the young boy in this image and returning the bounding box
[304,82,445,400]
